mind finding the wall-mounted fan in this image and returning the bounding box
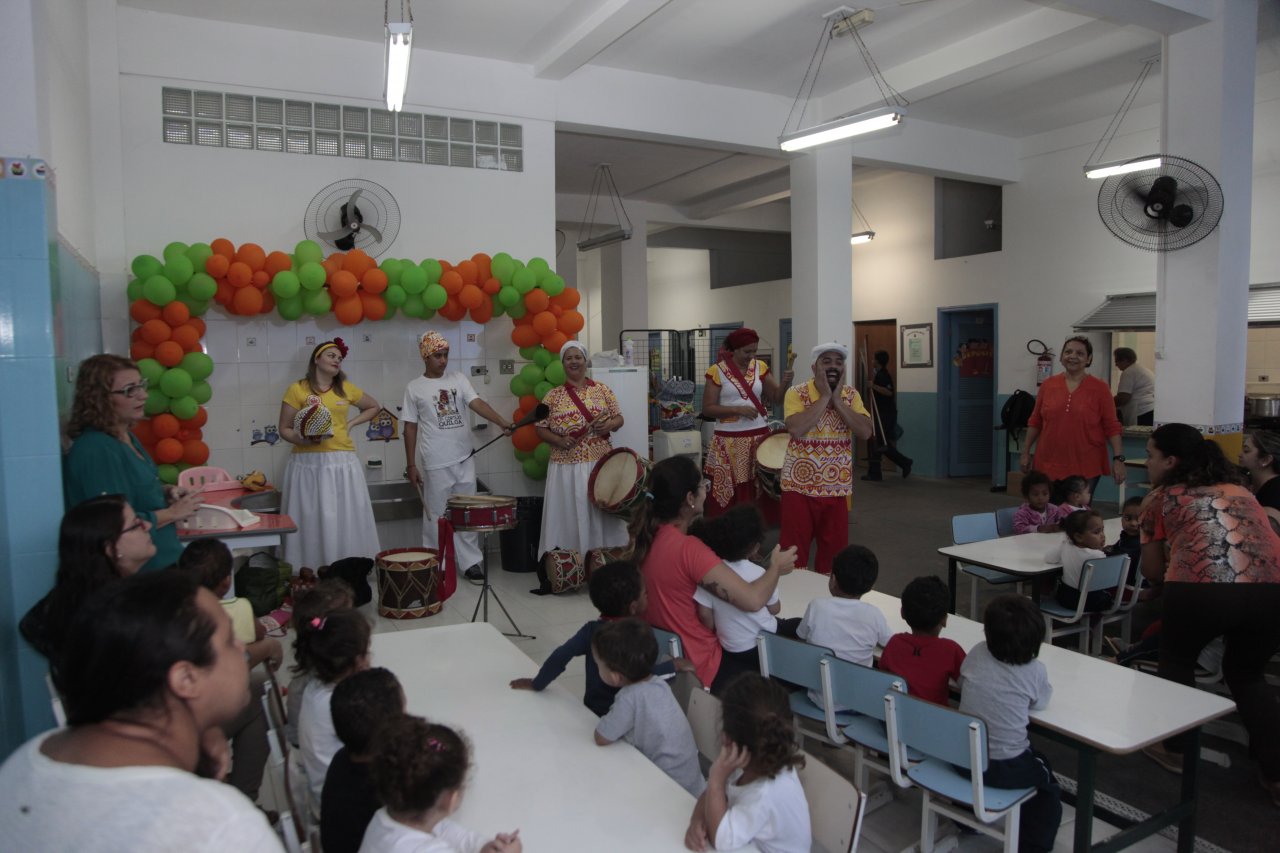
[304,179,401,257]
[1096,155,1224,252]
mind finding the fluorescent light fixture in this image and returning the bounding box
[384,22,413,112]
[1084,156,1162,180]
[850,231,875,245]
[576,227,632,252]
[779,107,904,152]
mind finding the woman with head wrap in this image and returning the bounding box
[278,338,381,571]
[700,328,793,516]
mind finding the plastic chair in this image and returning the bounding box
[1097,575,1145,647]
[818,655,910,792]
[260,670,315,853]
[798,750,869,853]
[757,632,850,731]
[45,672,66,728]
[885,692,1036,853]
[686,687,722,766]
[178,465,235,490]
[1038,554,1128,654]
[953,513,1022,619]
[994,506,1019,537]
[652,626,683,660]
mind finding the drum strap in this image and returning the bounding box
[436,517,457,600]
[564,380,600,439]
[720,359,767,418]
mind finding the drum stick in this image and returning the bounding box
[465,404,549,459]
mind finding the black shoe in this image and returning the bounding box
[901,460,913,479]
[464,566,484,582]
[861,474,883,481]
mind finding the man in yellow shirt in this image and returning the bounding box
[780,342,874,574]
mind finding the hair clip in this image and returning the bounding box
[310,616,326,630]
[425,737,446,752]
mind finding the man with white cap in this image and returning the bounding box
[402,331,513,581]
[779,341,875,574]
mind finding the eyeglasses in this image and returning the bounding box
[109,379,150,398]
[120,518,147,535]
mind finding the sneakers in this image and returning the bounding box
[463,566,485,582]
[901,460,913,478]
[1143,741,1184,774]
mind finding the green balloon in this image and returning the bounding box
[170,395,199,420]
[520,364,544,384]
[187,272,217,301]
[383,284,406,307]
[540,275,566,297]
[401,293,425,318]
[498,286,520,308]
[185,243,213,271]
[513,448,533,462]
[380,258,404,287]
[131,255,163,280]
[304,290,332,315]
[179,297,210,316]
[143,275,177,305]
[298,261,327,290]
[491,254,514,284]
[180,351,214,380]
[534,381,553,400]
[512,268,536,294]
[400,265,427,294]
[518,345,540,360]
[189,381,212,405]
[506,301,527,320]
[127,278,145,301]
[176,462,193,473]
[534,442,551,464]
[136,358,165,384]
[157,463,179,486]
[533,348,554,368]
[277,295,304,321]
[295,240,325,264]
[544,361,566,385]
[271,270,300,299]
[420,259,443,284]
[163,242,189,262]
[509,376,532,397]
[158,368,193,399]
[423,283,448,310]
[163,255,194,286]
[422,307,437,321]
[522,457,547,481]
[144,389,171,416]
[382,304,399,320]
[490,298,506,317]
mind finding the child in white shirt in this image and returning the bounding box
[684,674,811,853]
[1045,509,1113,612]
[299,608,372,805]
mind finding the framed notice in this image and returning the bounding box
[900,323,933,368]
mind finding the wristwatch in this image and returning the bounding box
[1112,455,1126,462]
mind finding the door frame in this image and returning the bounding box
[936,303,999,481]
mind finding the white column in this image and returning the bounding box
[1154,0,1256,446]
[600,213,648,351]
[789,142,854,356]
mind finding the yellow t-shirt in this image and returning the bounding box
[781,380,870,497]
[221,597,257,645]
[283,379,365,453]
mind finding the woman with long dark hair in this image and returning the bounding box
[1140,423,1280,800]
[627,456,796,692]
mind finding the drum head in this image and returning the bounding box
[381,550,435,564]
[593,450,640,507]
[447,494,514,507]
[756,433,790,470]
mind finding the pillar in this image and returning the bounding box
[789,142,854,363]
[599,212,648,352]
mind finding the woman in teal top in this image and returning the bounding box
[64,355,203,571]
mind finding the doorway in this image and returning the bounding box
[853,319,898,471]
[937,306,997,479]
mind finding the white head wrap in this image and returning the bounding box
[560,340,589,361]
[810,341,850,364]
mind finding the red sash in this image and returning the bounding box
[719,359,767,418]
[436,517,457,600]
[563,380,601,440]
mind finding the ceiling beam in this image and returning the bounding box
[534,0,672,81]
[1030,0,1211,34]
[683,170,793,221]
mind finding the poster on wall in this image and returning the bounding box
[954,338,994,377]
[900,323,933,368]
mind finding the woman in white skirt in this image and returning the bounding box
[534,341,628,591]
[278,338,380,571]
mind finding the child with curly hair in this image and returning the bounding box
[684,674,811,853]
[1012,471,1069,534]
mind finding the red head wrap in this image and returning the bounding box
[723,328,759,352]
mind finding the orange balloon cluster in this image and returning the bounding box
[132,408,210,466]
[509,288,583,354]
[206,239,277,317]
[129,301,208,365]
[321,250,390,325]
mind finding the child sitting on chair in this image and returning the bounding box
[684,674,811,853]
[1053,474,1092,514]
[1046,509,1113,613]
[287,579,357,747]
[959,595,1061,853]
[879,576,966,705]
[298,608,372,806]
[592,619,705,797]
[321,667,405,853]
[796,544,891,668]
[1012,471,1069,534]
[509,561,691,715]
[362,716,521,853]
[1106,496,1144,585]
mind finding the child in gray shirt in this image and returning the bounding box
[593,619,705,797]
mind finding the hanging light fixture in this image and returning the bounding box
[576,164,634,252]
[1083,56,1160,179]
[850,197,875,245]
[384,0,414,112]
[779,6,908,153]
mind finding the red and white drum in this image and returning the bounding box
[544,548,586,594]
[375,548,443,619]
[586,547,628,578]
[588,448,651,518]
[446,494,517,532]
[754,431,791,501]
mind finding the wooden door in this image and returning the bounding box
[853,320,897,470]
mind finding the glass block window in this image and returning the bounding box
[196,122,224,147]
[342,106,369,133]
[286,130,313,155]
[371,109,396,135]
[255,98,284,126]
[476,147,500,169]
[398,139,423,163]
[286,101,313,127]
[226,124,254,150]
[194,92,223,120]
[371,136,396,161]
[424,115,448,140]
[163,118,192,144]
[475,121,498,146]
[398,113,423,137]
[450,143,474,168]
[256,126,284,152]
[315,131,341,157]
[162,88,192,116]
[343,134,369,159]
[425,141,449,166]
[501,150,523,172]
[449,118,474,143]
[314,103,341,131]
[225,94,254,123]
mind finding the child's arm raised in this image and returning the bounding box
[703,742,751,842]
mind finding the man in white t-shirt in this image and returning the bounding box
[402,331,513,580]
[1113,347,1155,426]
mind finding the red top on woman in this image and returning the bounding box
[1027,374,1122,480]
[1142,483,1280,584]
[640,524,723,686]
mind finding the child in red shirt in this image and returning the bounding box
[879,576,965,704]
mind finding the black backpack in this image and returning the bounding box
[319,556,374,607]
[1001,389,1036,431]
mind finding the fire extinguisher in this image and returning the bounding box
[1028,339,1054,386]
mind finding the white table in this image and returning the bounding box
[776,571,1236,853]
[372,623,758,852]
[937,518,1123,614]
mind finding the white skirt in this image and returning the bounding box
[281,451,381,571]
[538,459,629,557]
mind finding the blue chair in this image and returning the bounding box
[651,626,683,661]
[954,512,1023,618]
[885,692,1037,853]
[995,506,1019,537]
[1038,554,1129,654]
[756,632,851,731]
[819,654,911,792]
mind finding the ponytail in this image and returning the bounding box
[1150,423,1247,489]
[624,456,702,565]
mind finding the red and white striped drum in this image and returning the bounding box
[375,548,443,619]
[589,447,652,518]
[446,494,518,532]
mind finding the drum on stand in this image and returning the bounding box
[754,430,791,501]
[588,448,651,518]
[375,548,443,619]
[446,494,518,532]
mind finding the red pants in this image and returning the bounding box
[779,492,849,574]
[704,481,781,527]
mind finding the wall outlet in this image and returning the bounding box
[305,336,316,346]
[245,336,257,347]
[499,360,515,374]
[470,365,488,376]
[363,334,373,343]
[1260,374,1270,382]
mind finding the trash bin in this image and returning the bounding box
[499,496,543,572]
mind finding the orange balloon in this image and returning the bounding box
[204,254,231,279]
[558,309,585,335]
[512,312,533,326]
[481,277,501,295]
[322,256,343,277]
[543,331,568,353]
[251,270,271,289]
[329,270,359,298]
[162,301,190,327]
[469,296,493,324]
[187,317,206,337]
[471,253,492,282]
[359,292,387,321]
[171,324,202,352]
[333,295,363,325]
[511,325,541,348]
[260,291,276,314]
[531,311,558,336]
[179,407,208,429]
[265,251,293,276]
[456,260,479,285]
[214,279,234,306]
[549,304,564,317]
[130,341,155,362]
[512,407,528,425]
[210,238,235,259]
[361,268,388,294]
[519,394,539,412]
[232,286,264,315]
[342,249,374,278]
[140,319,172,345]
[458,284,484,309]
[130,299,163,324]
[511,425,540,453]
[235,243,266,272]
[524,289,550,313]
[182,439,210,466]
[438,297,467,322]
[553,287,581,309]
[151,413,181,438]
[154,437,184,464]
[133,420,156,445]
[439,270,464,296]
[227,261,253,288]
[438,259,453,274]
[131,326,146,343]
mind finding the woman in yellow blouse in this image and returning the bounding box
[277,338,380,570]
[535,341,628,566]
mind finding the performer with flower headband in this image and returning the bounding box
[279,338,381,572]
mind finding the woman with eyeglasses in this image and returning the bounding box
[64,354,202,571]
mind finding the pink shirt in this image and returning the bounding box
[1027,374,1121,480]
[641,525,723,686]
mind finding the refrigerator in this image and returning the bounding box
[589,366,649,458]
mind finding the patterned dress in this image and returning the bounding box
[781,381,870,498]
[703,358,771,513]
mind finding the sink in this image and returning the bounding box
[233,491,282,514]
